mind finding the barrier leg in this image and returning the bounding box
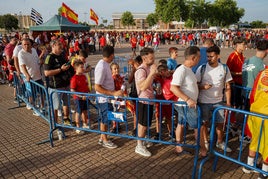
[198,155,211,179]
[212,156,219,172]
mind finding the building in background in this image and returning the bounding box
[13,13,36,29]
[112,13,149,29]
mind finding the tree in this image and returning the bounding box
[250,20,266,28]
[186,0,210,28]
[0,14,18,31]
[146,13,158,27]
[208,0,244,27]
[121,11,135,28]
[154,0,188,28]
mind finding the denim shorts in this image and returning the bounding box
[98,103,113,124]
[48,87,69,110]
[174,105,198,129]
[199,102,225,124]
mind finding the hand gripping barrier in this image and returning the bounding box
[198,106,268,178]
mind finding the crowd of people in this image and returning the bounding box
[0,29,268,178]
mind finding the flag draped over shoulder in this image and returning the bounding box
[90,8,99,25]
[61,2,78,24]
[30,8,43,25]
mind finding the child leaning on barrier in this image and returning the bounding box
[110,62,127,133]
[153,64,174,140]
[70,60,90,134]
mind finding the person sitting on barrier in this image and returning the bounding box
[170,46,207,157]
[44,39,75,140]
[110,62,126,133]
[195,45,233,152]
[153,64,175,141]
[70,60,90,134]
[134,47,157,157]
[95,45,123,149]
[18,38,44,116]
[128,55,143,137]
[242,67,268,178]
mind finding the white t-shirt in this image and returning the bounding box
[13,44,23,58]
[18,48,42,81]
[196,63,232,103]
[94,59,114,103]
[171,65,199,102]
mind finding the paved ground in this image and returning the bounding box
[0,43,265,179]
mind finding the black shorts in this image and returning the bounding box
[137,102,153,127]
[74,99,88,114]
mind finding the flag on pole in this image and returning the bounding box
[30,8,43,25]
[61,2,78,24]
[90,8,99,25]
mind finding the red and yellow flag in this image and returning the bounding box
[61,2,78,24]
[90,8,99,25]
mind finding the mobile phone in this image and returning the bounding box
[65,61,71,66]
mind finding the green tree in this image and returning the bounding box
[250,20,266,28]
[186,0,210,28]
[155,0,188,28]
[0,14,18,31]
[146,13,158,27]
[209,0,244,27]
[121,11,135,28]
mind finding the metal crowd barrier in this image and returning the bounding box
[13,72,53,144]
[198,106,268,178]
[49,90,203,178]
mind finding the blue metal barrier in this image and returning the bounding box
[198,106,268,178]
[49,90,203,178]
[13,72,53,145]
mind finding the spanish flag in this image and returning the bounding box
[90,8,99,25]
[247,67,268,163]
[62,3,78,24]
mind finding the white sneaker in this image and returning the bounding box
[98,139,103,145]
[216,142,232,152]
[57,130,63,141]
[75,130,85,134]
[57,110,62,117]
[33,111,40,117]
[135,145,152,157]
[143,141,153,148]
[242,166,259,174]
[26,104,32,110]
[83,124,90,129]
[102,140,118,149]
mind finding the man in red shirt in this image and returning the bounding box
[130,34,138,57]
[226,37,246,109]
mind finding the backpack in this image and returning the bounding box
[161,76,178,101]
[129,67,146,98]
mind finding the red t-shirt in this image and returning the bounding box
[226,51,245,84]
[70,74,89,99]
[130,37,138,48]
[4,43,15,58]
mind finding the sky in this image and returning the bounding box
[1,0,267,25]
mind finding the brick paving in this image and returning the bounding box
[0,44,264,179]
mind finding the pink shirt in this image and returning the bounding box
[135,64,154,103]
